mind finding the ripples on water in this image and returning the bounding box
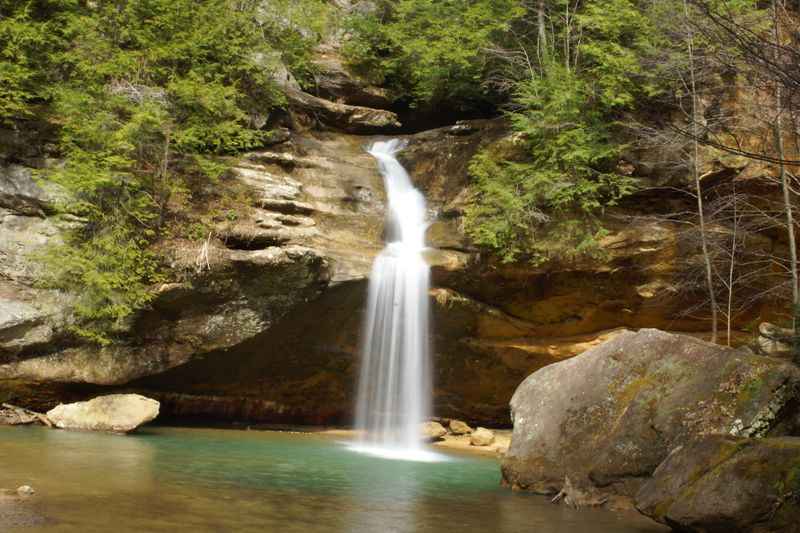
[0,426,666,532]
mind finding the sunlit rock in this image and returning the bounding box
[756,322,795,358]
[47,394,159,433]
[470,427,495,447]
[448,419,473,435]
[421,421,447,441]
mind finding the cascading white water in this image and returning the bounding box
[351,139,438,462]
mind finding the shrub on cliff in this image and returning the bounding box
[464,0,658,264]
[465,63,637,264]
[0,0,329,343]
[0,0,77,121]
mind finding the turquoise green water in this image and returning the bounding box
[0,426,665,532]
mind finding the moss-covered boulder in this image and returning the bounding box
[636,435,800,532]
[502,329,800,497]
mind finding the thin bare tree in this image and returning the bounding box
[684,0,718,341]
[771,0,799,324]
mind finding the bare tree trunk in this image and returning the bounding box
[157,126,172,229]
[537,0,547,62]
[684,0,718,342]
[727,180,738,346]
[564,1,570,71]
[775,102,797,313]
[772,0,799,327]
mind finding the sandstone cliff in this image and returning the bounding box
[0,41,788,427]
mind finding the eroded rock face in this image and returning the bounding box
[0,115,788,428]
[636,435,800,532]
[0,130,386,418]
[46,394,159,433]
[285,88,400,134]
[399,119,507,211]
[312,44,392,110]
[0,131,387,388]
[501,329,800,497]
[0,166,76,360]
[0,244,331,385]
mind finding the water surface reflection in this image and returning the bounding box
[0,426,666,532]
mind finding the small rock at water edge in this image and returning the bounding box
[470,427,495,447]
[448,419,473,435]
[16,486,34,497]
[0,486,34,499]
[421,421,447,441]
[46,394,159,433]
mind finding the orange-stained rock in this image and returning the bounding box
[0,118,787,427]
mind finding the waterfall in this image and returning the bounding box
[351,139,438,461]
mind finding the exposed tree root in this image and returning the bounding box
[551,477,609,508]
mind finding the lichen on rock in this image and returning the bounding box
[636,435,800,532]
[501,329,800,498]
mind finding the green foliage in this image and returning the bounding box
[26,0,299,343]
[258,0,333,88]
[343,0,657,263]
[461,0,668,263]
[0,0,78,120]
[576,0,662,107]
[342,0,524,108]
[465,63,637,264]
[38,224,163,345]
[341,8,399,87]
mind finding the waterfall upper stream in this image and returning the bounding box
[351,139,437,461]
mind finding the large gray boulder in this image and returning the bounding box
[502,329,800,497]
[46,394,159,433]
[636,435,800,532]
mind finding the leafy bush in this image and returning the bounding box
[0,0,78,120]
[6,0,300,343]
[258,0,334,88]
[465,63,638,264]
[342,0,524,108]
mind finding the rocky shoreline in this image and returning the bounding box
[319,426,511,457]
[3,329,798,533]
[1,393,160,434]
